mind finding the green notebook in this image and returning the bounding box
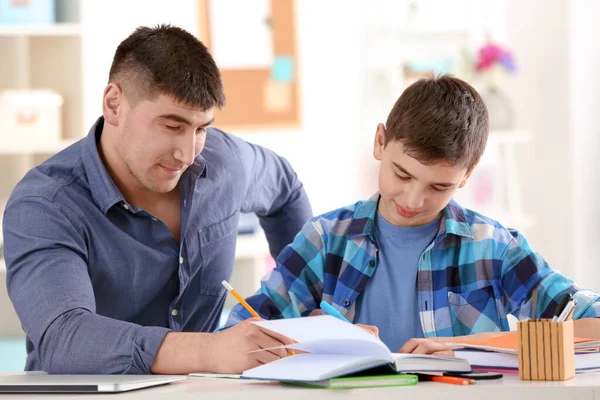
[282,374,418,389]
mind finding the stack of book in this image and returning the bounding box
[450,332,600,373]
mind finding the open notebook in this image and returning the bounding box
[241,316,471,383]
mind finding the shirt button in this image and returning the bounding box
[152,217,158,222]
[179,257,184,264]
[343,300,350,307]
[368,260,375,267]
[171,309,178,317]
[122,203,129,210]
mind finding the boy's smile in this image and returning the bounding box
[395,203,421,219]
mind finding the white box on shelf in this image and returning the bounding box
[0,89,63,147]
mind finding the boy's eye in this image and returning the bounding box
[196,127,207,135]
[431,186,448,193]
[395,174,411,181]
[166,125,180,131]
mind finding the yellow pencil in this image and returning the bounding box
[221,280,295,356]
[221,280,261,318]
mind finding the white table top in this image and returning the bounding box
[2,372,600,400]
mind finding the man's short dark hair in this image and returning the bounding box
[384,74,489,170]
[108,24,225,110]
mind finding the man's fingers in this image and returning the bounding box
[250,349,281,366]
[256,325,297,345]
[253,329,292,358]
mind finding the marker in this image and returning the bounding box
[319,300,351,323]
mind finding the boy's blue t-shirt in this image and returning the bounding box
[354,212,441,352]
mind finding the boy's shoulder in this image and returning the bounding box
[446,200,520,245]
[309,198,378,237]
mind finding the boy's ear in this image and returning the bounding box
[102,83,123,126]
[458,162,479,188]
[373,123,386,161]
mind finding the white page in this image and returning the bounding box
[287,339,392,359]
[208,0,273,68]
[392,353,471,372]
[242,354,388,382]
[252,315,388,353]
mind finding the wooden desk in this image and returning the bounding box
[3,373,600,400]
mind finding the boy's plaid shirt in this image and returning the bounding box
[225,194,600,336]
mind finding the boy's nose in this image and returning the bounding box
[405,192,425,210]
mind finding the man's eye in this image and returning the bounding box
[396,174,410,181]
[166,125,180,131]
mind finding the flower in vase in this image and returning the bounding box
[474,42,517,88]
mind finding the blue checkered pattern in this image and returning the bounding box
[225,194,600,336]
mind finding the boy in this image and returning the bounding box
[224,75,600,355]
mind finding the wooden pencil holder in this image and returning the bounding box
[517,319,575,381]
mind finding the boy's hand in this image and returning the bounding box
[207,319,296,373]
[356,324,379,337]
[397,338,454,357]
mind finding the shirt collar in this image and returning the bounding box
[81,116,207,215]
[81,117,126,214]
[347,193,473,240]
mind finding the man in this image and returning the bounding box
[2,25,311,374]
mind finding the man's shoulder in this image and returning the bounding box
[204,127,242,157]
[8,141,87,207]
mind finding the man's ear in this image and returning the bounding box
[373,123,386,161]
[102,83,123,126]
[458,162,479,188]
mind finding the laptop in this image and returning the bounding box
[0,373,186,393]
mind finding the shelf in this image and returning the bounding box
[0,23,81,37]
[0,140,76,155]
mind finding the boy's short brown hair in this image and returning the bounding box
[108,24,225,110]
[384,74,488,170]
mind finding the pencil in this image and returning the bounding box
[221,280,261,318]
[221,280,295,356]
[423,375,475,385]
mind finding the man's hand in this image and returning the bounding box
[397,338,454,357]
[206,319,296,373]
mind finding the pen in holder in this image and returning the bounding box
[517,319,575,381]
